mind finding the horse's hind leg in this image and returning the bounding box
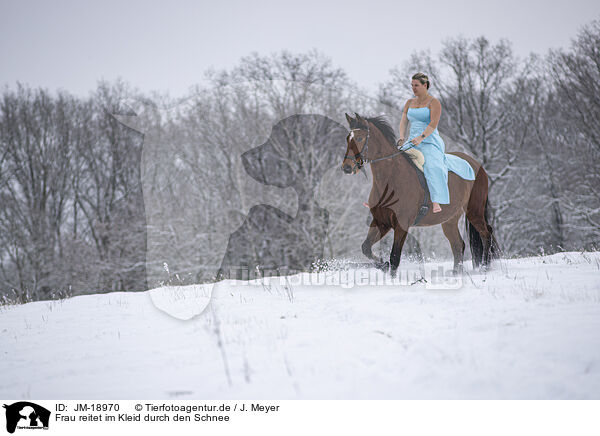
[389,226,408,279]
[441,213,465,274]
[362,220,391,270]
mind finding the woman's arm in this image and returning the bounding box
[397,99,411,145]
[421,98,441,138]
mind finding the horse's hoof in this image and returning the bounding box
[375,261,389,272]
[452,265,464,276]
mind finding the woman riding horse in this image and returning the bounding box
[342,74,499,276]
[396,72,475,213]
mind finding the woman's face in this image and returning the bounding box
[411,79,428,96]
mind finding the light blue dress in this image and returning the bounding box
[399,106,475,204]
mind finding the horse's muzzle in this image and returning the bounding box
[342,163,353,174]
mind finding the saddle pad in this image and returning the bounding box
[404,148,424,172]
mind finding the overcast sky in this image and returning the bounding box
[1,0,599,98]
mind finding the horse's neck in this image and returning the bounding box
[370,156,410,184]
[366,129,397,161]
[369,143,412,196]
[367,130,411,179]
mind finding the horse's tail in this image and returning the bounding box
[465,166,500,268]
[466,214,484,269]
[486,201,500,261]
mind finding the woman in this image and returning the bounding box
[396,73,474,213]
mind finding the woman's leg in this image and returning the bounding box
[420,144,450,209]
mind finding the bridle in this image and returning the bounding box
[343,124,371,168]
[344,122,413,169]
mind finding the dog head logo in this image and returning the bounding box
[216,113,348,280]
[3,402,50,434]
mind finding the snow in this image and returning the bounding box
[1,252,599,399]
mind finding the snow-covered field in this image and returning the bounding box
[1,252,599,399]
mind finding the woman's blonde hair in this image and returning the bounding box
[412,72,430,89]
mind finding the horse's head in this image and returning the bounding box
[342,112,370,174]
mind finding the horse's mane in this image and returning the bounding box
[349,114,398,148]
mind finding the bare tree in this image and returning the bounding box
[546,19,600,245]
[71,79,147,291]
[0,83,76,299]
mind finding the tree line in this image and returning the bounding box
[1,20,598,303]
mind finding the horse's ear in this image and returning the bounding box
[354,113,365,125]
[345,113,353,124]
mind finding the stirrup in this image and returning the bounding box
[413,203,429,226]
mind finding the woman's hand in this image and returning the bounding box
[396,138,405,147]
[410,136,424,146]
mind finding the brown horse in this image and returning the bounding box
[342,112,499,277]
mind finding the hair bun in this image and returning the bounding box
[412,72,430,89]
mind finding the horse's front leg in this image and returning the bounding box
[390,226,408,279]
[362,220,390,271]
